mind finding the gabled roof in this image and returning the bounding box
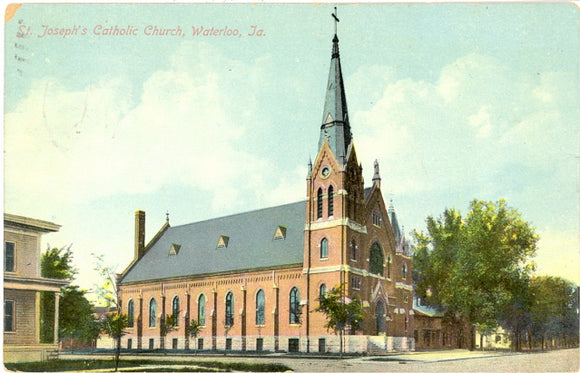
[120,201,306,284]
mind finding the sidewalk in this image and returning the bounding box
[61,348,513,363]
[367,349,513,363]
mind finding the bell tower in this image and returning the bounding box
[302,10,415,350]
[303,12,369,346]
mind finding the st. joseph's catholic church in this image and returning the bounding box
[118,20,415,354]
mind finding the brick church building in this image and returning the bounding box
[118,30,415,354]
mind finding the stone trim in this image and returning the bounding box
[306,218,367,234]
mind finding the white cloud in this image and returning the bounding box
[4,41,289,214]
[350,52,577,206]
[468,106,492,138]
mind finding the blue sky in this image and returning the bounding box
[4,3,579,295]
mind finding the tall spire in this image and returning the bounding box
[388,200,402,245]
[318,8,352,164]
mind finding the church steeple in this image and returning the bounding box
[318,10,352,164]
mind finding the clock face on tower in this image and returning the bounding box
[321,166,330,178]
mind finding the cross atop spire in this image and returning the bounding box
[332,7,339,36]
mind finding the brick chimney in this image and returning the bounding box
[135,210,145,260]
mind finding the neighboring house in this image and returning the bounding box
[475,326,512,350]
[117,31,415,354]
[4,214,69,362]
[413,296,472,350]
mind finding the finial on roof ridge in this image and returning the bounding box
[372,159,381,188]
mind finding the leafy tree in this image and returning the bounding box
[40,245,99,346]
[413,199,538,350]
[93,254,127,371]
[315,284,364,357]
[528,275,578,349]
[93,254,120,309]
[160,313,178,351]
[41,245,76,280]
[187,319,202,353]
[59,286,101,344]
[100,312,129,371]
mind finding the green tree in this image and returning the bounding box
[59,286,101,344]
[315,284,364,357]
[413,199,538,351]
[40,245,99,346]
[160,313,178,352]
[529,275,578,349]
[187,318,202,351]
[100,312,129,371]
[93,254,127,371]
[41,245,76,280]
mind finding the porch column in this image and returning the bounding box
[53,291,60,345]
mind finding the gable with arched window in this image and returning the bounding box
[289,287,301,324]
[327,185,334,216]
[256,289,265,325]
[198,294,206,326]
[369,242,384,276]
[317,188,323,219]
[149,298,157,327]
[320,237,329,259]
[172,296,180,326]
[225,292,234,326]
[127,299,134,328]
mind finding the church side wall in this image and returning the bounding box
[120,266,349,352]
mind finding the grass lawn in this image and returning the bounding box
[5,359,292,372]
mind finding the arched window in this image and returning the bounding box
[317,188,323,219]
[369,242,384,276]
[376,299,386,335]
[320,238,329,259]
[225,292,234,326]
[328,185,334,216]
[256,290,265,325]
[350,240,358,260]
[149,298,157,328]
[402,263,408,279]
[127,299,134,328]
[172,296,180,326]
[198,294,206,326]
[319,284,327,300]
[289,287,301,324]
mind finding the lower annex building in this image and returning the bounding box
[118,29,415,354]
